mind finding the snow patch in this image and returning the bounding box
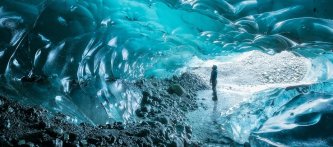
[187,50,312,93]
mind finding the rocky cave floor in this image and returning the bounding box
[0,73,242,146]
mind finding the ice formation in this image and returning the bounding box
[1,0,333,145]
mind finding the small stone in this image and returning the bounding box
[25,142,35,147]
[53,138,63,147]
[185,126,192,134]
[63,133,70,141]
[157,116,169,125]
[167,84,186,96]
[71,140,80,146]
[118,139,123,145]
[151,96,162,102]
[176,125,186,135]
[103,124,113,129]
[80,139,88,145]
[136,110,147,118]
[47,127,63,137]
[141,105,151,112]
[7,107,14,113]
[4,119,10,129]
[109,136,116,144]
[18,140,26,145]
[142,90,152,98]
[114,122,124,130]
[244,142,251,147]
[170,137,184,147]
[26,108,37,115]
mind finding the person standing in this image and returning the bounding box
[210,65,218,101]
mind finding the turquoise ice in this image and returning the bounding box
[1,0,333,145]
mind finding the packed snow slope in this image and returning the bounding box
[1,0,333,145]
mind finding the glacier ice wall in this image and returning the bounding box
[0,0,239,124]
[1,0,333,144]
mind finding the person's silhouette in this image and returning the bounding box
[210,65,218,101]
[212,100,218,123]
[212,90,217,101]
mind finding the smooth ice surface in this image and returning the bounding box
[1,0,333,145]
[186,50,324,144]
[187,89,249,145]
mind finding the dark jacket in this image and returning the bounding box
[210,69,217,84]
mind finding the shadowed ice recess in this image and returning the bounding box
[1,0,333,145]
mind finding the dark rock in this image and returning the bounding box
[46,127,63,137]
[105,75,117,82]
[141,105,151,113]
[20,75,47,83]
[170,137,184,147]
[142,95,153,105]
[136,110,147,118]
[79,122,94,128]
[185,126,192,134]
[157,143,167,147]
[156,116,169,125]
[0,135,12,146]
[88,137,99,144]
[103,124,113,129]
[23,131,48,143]
[151,96,162,102]
[142,90,152,98]
[68,132,78,141]
[108,136,116,144]
[97,138,107,146]
[26,108,37,115]
[151,135,164,144]
[0,73,210,146]
[136,129,150,137]
[167,84,186,96]
[36,121,49,129]
[114,122,124,130]
[176,125,186,135]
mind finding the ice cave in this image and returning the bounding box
[0,0,333,146]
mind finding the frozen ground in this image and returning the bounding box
[187,89,248,146]
[187,50,312,93]
[186,50,315,144]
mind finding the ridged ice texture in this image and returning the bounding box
[1,0,333,144]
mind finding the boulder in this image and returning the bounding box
[167,84,186,96]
